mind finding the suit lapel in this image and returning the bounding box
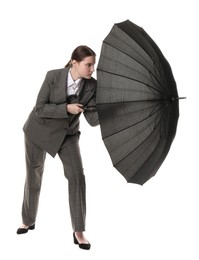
[54,67,95,106]
[78,79,95,106]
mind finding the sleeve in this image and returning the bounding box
[34,71,69,119]
[83,85,99,127]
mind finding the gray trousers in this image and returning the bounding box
[22,134,86,232]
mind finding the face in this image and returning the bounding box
[71,56,95,80]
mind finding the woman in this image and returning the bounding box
[17,45,99,250]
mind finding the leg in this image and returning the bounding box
[21,135,46,226]
[58,134,86,232]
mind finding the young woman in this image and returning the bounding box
[17,45,99,250]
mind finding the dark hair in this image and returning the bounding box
[65,45,96,68]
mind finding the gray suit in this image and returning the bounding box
[21,67,99,231]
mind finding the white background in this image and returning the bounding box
[0,0,198,259]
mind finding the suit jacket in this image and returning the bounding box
[23,67,99,157]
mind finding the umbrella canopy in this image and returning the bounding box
[96,19,180,185]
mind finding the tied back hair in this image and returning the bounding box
[65,45,96,68]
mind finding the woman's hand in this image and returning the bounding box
[67,104,84,114]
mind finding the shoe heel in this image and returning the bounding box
[29,224,35,230]
[73,233,78,244]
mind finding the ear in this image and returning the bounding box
[72,60,77,66]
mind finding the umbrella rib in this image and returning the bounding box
[97,99,168,107]
[97,69,168,98]
[102,40,169,96]
[101,101,167,139]
[113,103,170,168]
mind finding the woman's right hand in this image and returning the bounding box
[67,104,84,114]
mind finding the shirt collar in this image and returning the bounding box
[68,69,82,87]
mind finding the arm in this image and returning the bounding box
[83,90,99,127]
[34,71,69,119]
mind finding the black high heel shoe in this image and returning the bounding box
[73,232,91,250]
[16,224,35,235]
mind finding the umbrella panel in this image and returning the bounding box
[98,44,168,98]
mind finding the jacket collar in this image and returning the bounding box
[58,67,95,104]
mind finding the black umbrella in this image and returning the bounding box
[96,19,183,185]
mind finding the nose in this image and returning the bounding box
[90,65,95,73]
